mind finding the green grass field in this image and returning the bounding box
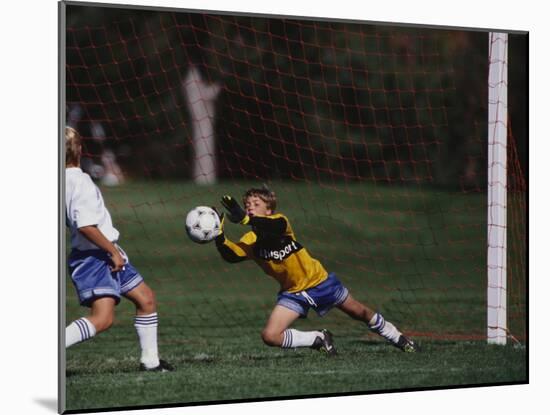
[65,181,527,412]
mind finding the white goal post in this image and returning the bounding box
[487,32,508,345]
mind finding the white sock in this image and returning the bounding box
[66,317,97,348]
[134,313,160,368]
[281,329,323,349]
[368,313,401,344]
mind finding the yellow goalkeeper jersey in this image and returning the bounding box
[216,213,328,292]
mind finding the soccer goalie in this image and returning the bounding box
[215,186,418,355]
[64,126,174,372]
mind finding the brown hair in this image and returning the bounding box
[65,126,82,166]
[243,185,277,211]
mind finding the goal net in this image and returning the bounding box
[65,6,526,343]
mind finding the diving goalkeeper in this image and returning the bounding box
[215,186,418,355]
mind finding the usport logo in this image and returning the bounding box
[257,240,301,261]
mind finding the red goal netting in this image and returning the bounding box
[65,6,527,342]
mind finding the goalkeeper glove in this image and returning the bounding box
[211,207,225,241]
[221,195,250,225]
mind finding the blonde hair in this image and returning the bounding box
[243,185,277,211]
[65,126,82,166]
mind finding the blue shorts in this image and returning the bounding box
[277,273,349,317]
[68,248,144,307]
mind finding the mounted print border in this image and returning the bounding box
[59,1,528,413]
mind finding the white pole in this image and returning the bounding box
[183,66,221,185]
[487,32,508,345]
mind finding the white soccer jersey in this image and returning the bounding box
[66,167,120,250]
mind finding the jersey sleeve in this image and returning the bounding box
[248,213,289,237]
[215,232,255,263]
[71,176,103,228]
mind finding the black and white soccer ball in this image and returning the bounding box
[185,206,221,244]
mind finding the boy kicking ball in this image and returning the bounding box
[65,126,174,372]
[215,186,418,355]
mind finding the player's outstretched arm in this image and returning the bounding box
[215,237,249,263]
[78,225,124,271]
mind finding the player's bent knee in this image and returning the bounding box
[90,297,116,333]
[100,318,114,332]
[93,314,114,333]
[140,291,156,313]
[261,329,282,347]
[131,284,157,313]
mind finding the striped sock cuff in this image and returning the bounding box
[282,329,293,349]
[368,313,386,333]
[75,317,96,341]
[134,312,158,328]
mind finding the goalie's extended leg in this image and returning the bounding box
[337,294,418,352]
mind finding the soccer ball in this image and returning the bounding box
[185,206,221,244]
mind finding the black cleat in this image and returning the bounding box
[139,359,175,372]
[311,329,337,356]
[395,335,419,353]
